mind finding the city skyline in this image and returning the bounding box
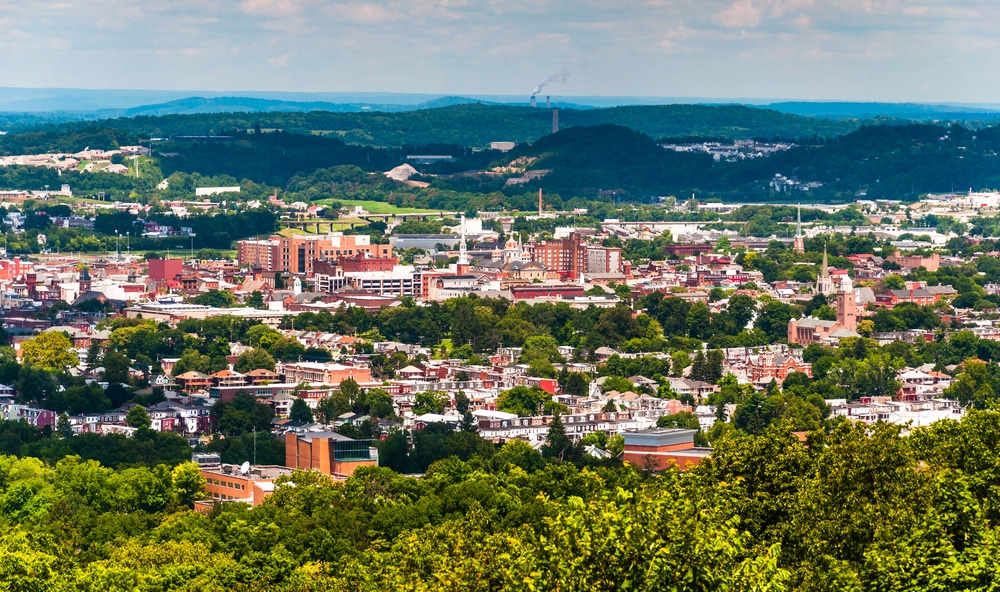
[0,0,996,103]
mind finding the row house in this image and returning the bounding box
[875,288,939,307]
[897,369,952,401]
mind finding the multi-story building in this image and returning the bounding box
[284,431,378,478]
[279,362,372,386]
[532,232,587,280]
[237,234,392,276]
[586,246,624,274]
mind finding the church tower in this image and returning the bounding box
[793,204,805,253]
[836,274,857,331]
[78,265,92,295]
[816,245,834,296]
[457,215,469,274]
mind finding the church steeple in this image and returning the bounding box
[816,244,834,295]
[793,203,805,253]
[458,215,468,266]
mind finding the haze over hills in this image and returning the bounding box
[1,87,999,125]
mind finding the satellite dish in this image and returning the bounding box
[240,461,250,474]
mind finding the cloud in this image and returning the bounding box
[268,52,291,67]
[325,3,404,24]
[714,0,761,28]
[239,0,304,16]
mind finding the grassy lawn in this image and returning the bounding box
[316,198,439,214]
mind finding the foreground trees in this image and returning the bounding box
[5,411,1000,590]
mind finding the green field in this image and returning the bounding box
[318,199,439,214]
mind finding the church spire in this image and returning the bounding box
[793,203,805,253]
[816,244,833,295]
[458,214,468,265]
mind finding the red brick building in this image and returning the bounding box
[284,431,378,478]
[622,428,712,471]
[237,234,392,275]
[148,258,184,281]
[532,232,587,280]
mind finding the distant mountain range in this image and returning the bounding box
[1,87,999,126]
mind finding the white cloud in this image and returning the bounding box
[714,0,762,28]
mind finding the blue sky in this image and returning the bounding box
[0,0,996,102]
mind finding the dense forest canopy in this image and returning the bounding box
[4,412,1000,590]
[0,103,858,148]
[2,111,997,204]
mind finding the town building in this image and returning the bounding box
[621,428,712,471]
[237,234,392,275]
[787,275,859,345]
[284,431,378,478]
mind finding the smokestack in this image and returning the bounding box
[552,108,559,134]
[530,96,537,108]
[546,95,550,108]
[538,188,543,217]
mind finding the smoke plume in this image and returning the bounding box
[531,69,570,97]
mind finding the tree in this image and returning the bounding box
[126,405,152,430]
[102,350,131,385]
[192,289,236,308]
[686,302,712,339]
[413,391,447,415]
[756,301,798,344]
[21,331,76,371]
[542,414,574,461]
[882,274,906,290]
[316,391,351,422]
[564,372,590,396]
[234,348,276,373]
[366,388,396,419]
[727,294,756,330]
[497,385,551,417]
[246,290,265,309]
[289,398,314,423]
[171,462,207,507]
[56,413,72,438]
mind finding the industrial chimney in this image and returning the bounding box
[552,108,559,134]
[538,188,544,217]
[546,95,550,108]
[530,96,537,108]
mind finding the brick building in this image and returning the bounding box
[532,232,587,280]
[284,431,378,478]
[237,234,392,275]
[279,362,372,386]
[621,428,712,471]
[147,258,184,281]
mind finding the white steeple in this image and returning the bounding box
[458,215,469,265]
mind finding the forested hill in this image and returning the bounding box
[3,103,858,147]
[495,122,1000,201]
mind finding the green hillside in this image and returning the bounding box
[3,103,858,149]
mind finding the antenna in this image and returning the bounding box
[240,461,250,474]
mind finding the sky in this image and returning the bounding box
[0,0,997,103]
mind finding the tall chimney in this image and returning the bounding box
[530,96,537,108]
[552,108,559,134]
[546,95,550,109]
[538,188,543,217]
